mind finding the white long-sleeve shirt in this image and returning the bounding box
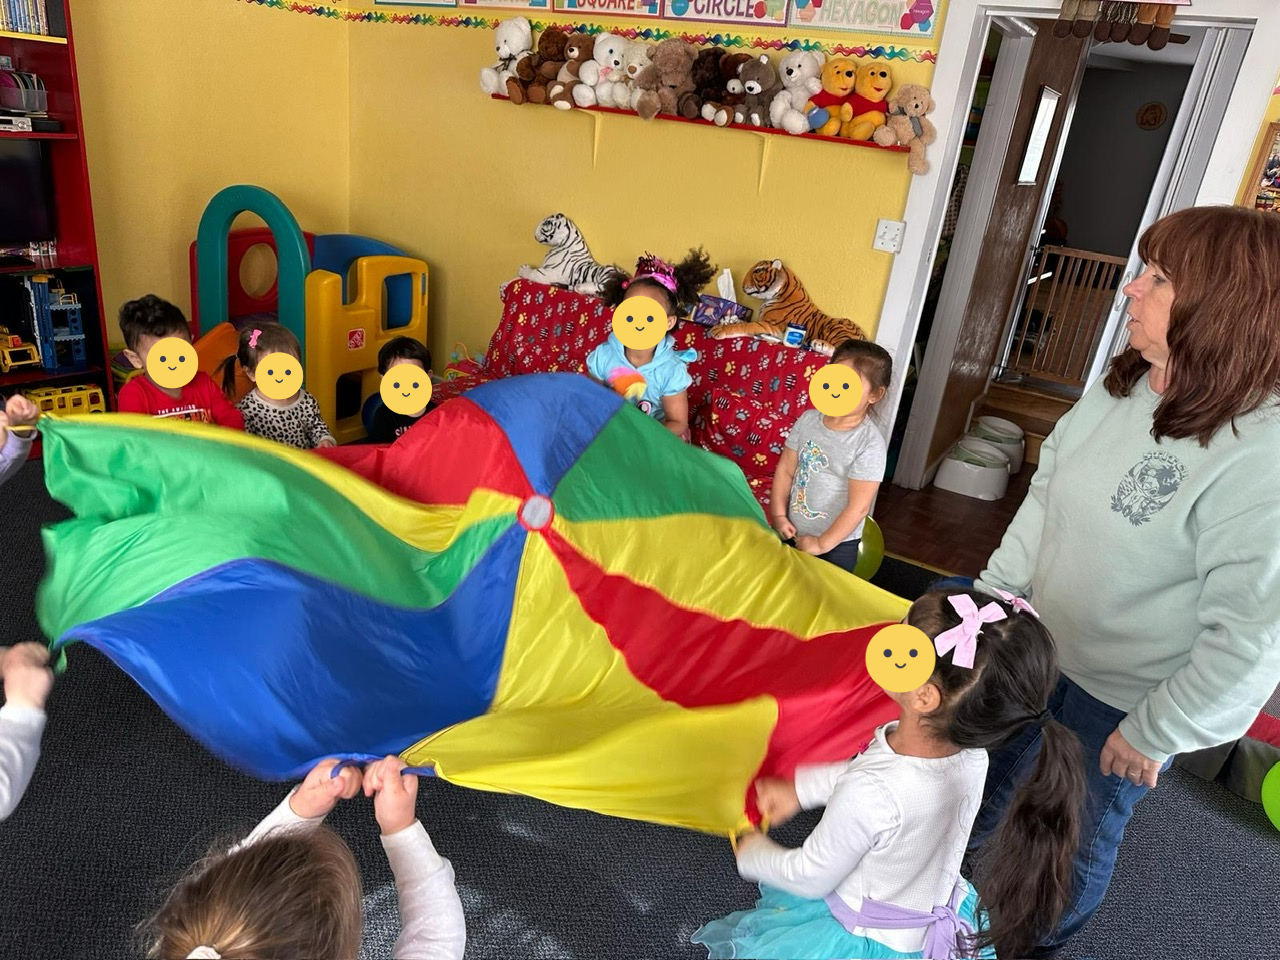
[0,704,46,821]
[0,429,33,489]
[243,792,466,960]
[736,723,987,954]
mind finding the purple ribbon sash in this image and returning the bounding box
[824,879,974,960]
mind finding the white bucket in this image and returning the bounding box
[971,415,1025,473]
[934,438,1010,500]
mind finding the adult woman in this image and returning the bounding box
[970,205,1280,955]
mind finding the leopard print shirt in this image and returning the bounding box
[238,389,335,450]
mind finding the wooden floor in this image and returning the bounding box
[875,466,1035,578]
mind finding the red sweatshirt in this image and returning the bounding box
[117,372,245,430]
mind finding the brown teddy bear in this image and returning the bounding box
[679,47,727,119]
[872,83,937,174]
[509,29,569,105]
[734,55,781,128]
[634,38,698,121]
[699,52,753,127]
[547,35,594,111]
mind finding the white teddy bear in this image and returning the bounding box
[479,17,534,95]
[574,33,629,109]
[621,40,654,112]
[769,49,825,135]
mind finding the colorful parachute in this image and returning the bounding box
[36,374,907,835]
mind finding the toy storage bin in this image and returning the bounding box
[970,415,1025,473]
[933,438,1010,501]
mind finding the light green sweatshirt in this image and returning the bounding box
[978,373,1280,764]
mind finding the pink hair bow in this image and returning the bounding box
[992,587,1040,619]
[934,594,1006,669]
[248,328,262,349]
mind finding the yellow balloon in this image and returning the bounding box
[144,337,197,390]
[865,624,936,693]
[611,295,669,351]
[808,364,865,417]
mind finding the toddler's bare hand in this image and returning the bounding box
[4,394,39,429]
[754,776,801,826]
[365,755,419,836]
[289,758,363,819]
[1,643,53,710]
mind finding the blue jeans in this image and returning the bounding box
[967,674,1171,955]
[786,538,861,573]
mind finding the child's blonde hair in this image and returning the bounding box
[141,827,362,959]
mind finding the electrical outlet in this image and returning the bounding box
[873,218,905,254]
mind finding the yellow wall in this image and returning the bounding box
[1238,77,1280,205]
[346,15,939,365]
[70,0,352,342]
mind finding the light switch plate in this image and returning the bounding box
[873,218,905,254]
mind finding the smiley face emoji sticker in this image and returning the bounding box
[866,624,937,693]
[145,337,197,390]
[254,353,303,401]
[380,364,433,416]
[611,295,670,352]
[808,364,865,417]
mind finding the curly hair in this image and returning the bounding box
[599,247,717,320]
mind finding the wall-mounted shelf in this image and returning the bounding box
[0,130,76,140]
[0,30,66,44]
[491,94,910,153]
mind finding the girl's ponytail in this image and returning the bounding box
[217,353,238,400]
[969,718,1085,959]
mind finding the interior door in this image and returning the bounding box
[919,23,1090,474]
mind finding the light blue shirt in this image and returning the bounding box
[586,333,696,420]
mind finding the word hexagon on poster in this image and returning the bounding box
[789,0,937,39]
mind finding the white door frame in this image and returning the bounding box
[876,0,1280,490]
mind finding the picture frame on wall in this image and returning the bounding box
[1244,121,1280,212]
[458,0,551,9]
[373,0,459,6]
[663,0,785,27]
[786,0,937,39]
[553,0,663,15]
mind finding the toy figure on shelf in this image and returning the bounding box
[621,40,655,113]
[771,50,825,135]
[805,57,858,137]
[515,214,620,298]
[575,33,629,109]
[547,35,594,111]
[479,17,533,96]
[872,83,937,174]
[634,38,698,121]
[508,28,569,105]
[735,56,782,128]
[700,52,754,128]
[841,63,893,141]
[711,260,868,357]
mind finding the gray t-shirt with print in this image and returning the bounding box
[784,409,887,542]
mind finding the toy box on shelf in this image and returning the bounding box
[26,382,105,414]
[0,326,41,373]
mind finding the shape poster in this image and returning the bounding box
[373,0,459,7]
[664,0,786,27]
[787,0,938,40]
[459,0,552,10]
[552,0,664,16]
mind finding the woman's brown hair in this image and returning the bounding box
[1104,205,1280,447]
[140,826,363,959]
[907,590,1086,960]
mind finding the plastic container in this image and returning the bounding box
[933,438,1010,501]
[784,322,806,347]
[970,415,1025,473]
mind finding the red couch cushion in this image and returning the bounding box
[697,388,792,480]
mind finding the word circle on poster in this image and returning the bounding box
[553,0,663,14]
[665,0,786,26]
[788,0,938,39]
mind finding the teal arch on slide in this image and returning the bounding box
[195,185,311,359]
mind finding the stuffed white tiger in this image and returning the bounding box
[516,214,619,298]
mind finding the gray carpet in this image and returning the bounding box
[1,461,1278,959]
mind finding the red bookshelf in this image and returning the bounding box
[0,3,113,433]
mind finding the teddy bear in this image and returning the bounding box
[699,52,754,127]
[479,17,533,96]
[621,40,654,112]
[734,55,782,127]
[841,62,894,140]
[574,34,629,109]
[770,50,824,135]
[804,57,858,137]
[634,38,698,121]
[872,83,937,174]
[508,29,569,105]
[546,35,594,111]
[679,47,726,120]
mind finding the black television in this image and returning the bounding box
[0,139,55,245]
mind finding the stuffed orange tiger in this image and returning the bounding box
[709,259,868,356]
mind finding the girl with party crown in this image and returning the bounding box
[694,588,1087,960]
[586,249,715,439]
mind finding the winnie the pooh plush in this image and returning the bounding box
[479,18,533,96]
[508,28,568,105]
[805,57,858,137]
[872,83,937,173]
[735,55,781,128]
[634,39,698,121]
[547,35,594,111]
[575,34,629,109]
[841,63,893,141]
[770,49,824,135]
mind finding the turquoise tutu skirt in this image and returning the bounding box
[692,882,996,959]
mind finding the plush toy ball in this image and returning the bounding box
[853,516,885,581]
[1263,760,1280,832]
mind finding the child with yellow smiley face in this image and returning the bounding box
[218,323,336,450]
[586,250,715,440]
